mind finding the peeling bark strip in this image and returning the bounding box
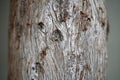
[8,0,108,80]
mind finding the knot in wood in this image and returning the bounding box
[51,29,63,42]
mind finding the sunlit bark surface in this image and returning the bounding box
[8,0,108,80]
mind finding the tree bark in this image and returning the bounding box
[8,0,108,80]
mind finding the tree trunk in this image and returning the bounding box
[8,0,108,80]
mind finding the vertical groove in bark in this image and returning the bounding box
[8,0,108,80]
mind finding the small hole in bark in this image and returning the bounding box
[38,22,44,30]
[80,11,84,14]
[32,67,35,70]
[80,11,88,17]
[87,18,91,21]
[73,5,75,9]
[31,79,34,80]
[101,22,105,26]
[101,19,105,27]
[51,29,64,42]
[35,62,40,65]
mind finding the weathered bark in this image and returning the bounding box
[8,0,108,80]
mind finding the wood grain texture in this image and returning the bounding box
[8,0,108,80]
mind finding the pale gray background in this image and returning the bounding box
[0,0,120,80]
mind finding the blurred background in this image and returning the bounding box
[0,0,120,80]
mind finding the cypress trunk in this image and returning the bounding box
[8,0,109,80]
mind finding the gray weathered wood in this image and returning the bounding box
[8,0,108,80]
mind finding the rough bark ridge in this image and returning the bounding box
[8,0,108,80]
